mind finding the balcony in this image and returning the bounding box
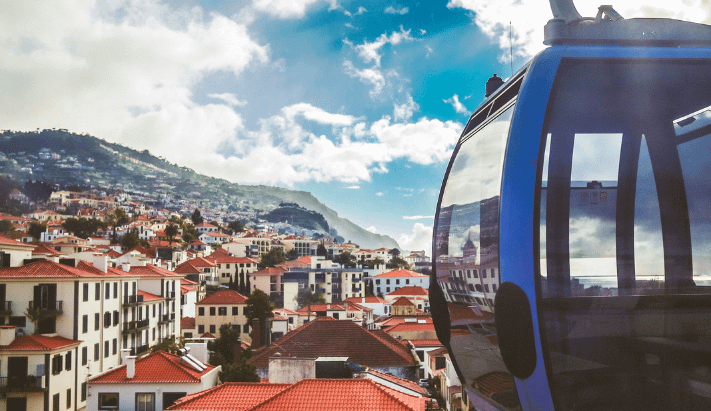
[164,291,176,301]
[0,301,11,315]
[315,287,327,294]
[314,273,326,283]
[28,300,63,316]
[0,375,45,393]
[205,277,220,287]
[158,313,175,324]
[122,294,144,307]
[352,287,361,292]
[352,278,361,283]
[131,344,149,356]
[122,318,149,334]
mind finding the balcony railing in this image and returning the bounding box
[352,278,361,282]
[158,313,175,324]
[28,300,63,315]
[122,295,144,307]
[314,274,326,283]
[131,344,150,356]
[0,301,11,315]
[0,375,45,392]
[352,287,361,292]
[136,318,149,330]
[164,291,176,301]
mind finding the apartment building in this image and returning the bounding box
[195,290,249,340]
[373,269,429,296]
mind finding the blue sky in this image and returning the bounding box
[1,0,708,252]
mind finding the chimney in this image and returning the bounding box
[0,326,16,346]
[251,318,261,350]
[361,297,365,303]
[326,304,330,310]
[94,254,108,273]
[122,263,131,272]
[119,348,131,364]
[343,301,349,313]
[126,356,136,379]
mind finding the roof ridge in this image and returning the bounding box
[366,378,421,411]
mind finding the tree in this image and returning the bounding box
[150,335,185,355]
[120,228,141,249]
[23,181,54,203]
[227,220,244,234]
[219,357,260,383]
[389,248,402,259]
[25,306,51,334]
[62,217,107,238]
[295,288,326,309]
[316,243,327,257]
[28,221,47,241]
[165,223,178,243]
[238,269,246,294]
[245,290,274,337]
[285,248,299,261]
[228,276,234,290]
[0,220,14,234]
[258,248,286,270]
[208,324,242,365]
[245,276,251,295]
[365,280,375,297]
[386,256,410,270]
[333,251,356,268]
[191,208,204,226]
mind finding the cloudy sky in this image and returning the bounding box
[1,0,709,253]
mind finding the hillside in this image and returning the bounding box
[0,130,399,249]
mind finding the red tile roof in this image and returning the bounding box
[366,369,429,396]
[378,316,432,329]
[375,269,427,278]
[128,264,182,278]
[32,243,64,256]
[345,296,389,304]
[181,317,196,329]
[138,290,164,301]
[89,350,215,384]
[392,297,416,307]
[252,267,285,276]
[473,371,517,398]
[408,339,443,348]
[385,323,436,333]
[387,286,428,297]
[167,382,290,410]
[197,289,248,305]
[249,318,416,369]
[249,379,424,411]
[0,235,32,246]
[0,334,81,351]
[0,259,104,278]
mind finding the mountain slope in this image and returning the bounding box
[0,130,399,249]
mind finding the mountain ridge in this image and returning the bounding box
[0,130,400,249]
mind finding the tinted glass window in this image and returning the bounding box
[538,59,711,411]
[434,103,518,407]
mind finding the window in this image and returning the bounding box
[67,388,71,409]
[209,324,216,334]
[198,325,204,334]
[81,383,87,402]
[152,305,156,318]
[386,279,390,285]
[491,270,496,278]
[52,354,63,375]
[65,351,72,371]
[226,264,230,268]
[198,307,204,316]
[82,315,88,333]
[94,343,100,361]
[95,283,100,300]
[232,307,239,315]
[484,284,490,293]
[113,311,119,326]
[396,279,400,285]
[113,282,118,299]
[95,313,100,330]
[209,307,215,316]
[53,393,60,411]
[104,341,109,358]
[152,328,156,340]
[99,393,119,410]
[104,312,111,328]
[483,270,488,278]
[113,338,117,355]
[184,332,193,338]
[218,307,227,316]
[386,287,390,293]
[406,279,410,284]
[492,284,497,293]
[82,346,87,365]
[163,392,187,409]
[136,393,155,411]
[243,324,249,333]
[83,283,89,301]
[105,283,110,299]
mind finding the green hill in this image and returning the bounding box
[0,129,399,249]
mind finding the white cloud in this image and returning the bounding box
[385,6,409,15]
[351,26,413,67]
[393,94,419,121]
[0,1,268,174]
[343,60,387,98]
[345,185,360,189]
[370,116,462,165]
[355,6,367,15]
[251,0,336,19]
[376,192,384,196]
[443,94,468,114]
[403,215,434,220]
[398,223,433,253]
[447,0,711,61]
[420,29,426,35]
[425,45,433,58]
[366,226,378,233]
[209,93,248,107]
[282,103,358,126]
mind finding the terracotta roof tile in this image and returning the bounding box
[386,286,428,297]
[344,296,389,304]
[249,379,424,411]
[385,323,435,333]
[138,290,163,301]
[252,267,285,276]
[197,290,248,305]
[473,371,516,398]
[0,260,104,278]
[89,350,215,384]
[32,243,64,256]
[249,318,416,369]
[181,317,196,329]
[167,382,291,411]
[375,269,427,278]
[366,369,429,396]
[408,339,443,347]
[392,297,416,307]
[0,334,81,351]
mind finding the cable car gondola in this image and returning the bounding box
[430,1,711,410]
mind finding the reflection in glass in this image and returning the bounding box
[538,60,711,410]
[435,104,518,409]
